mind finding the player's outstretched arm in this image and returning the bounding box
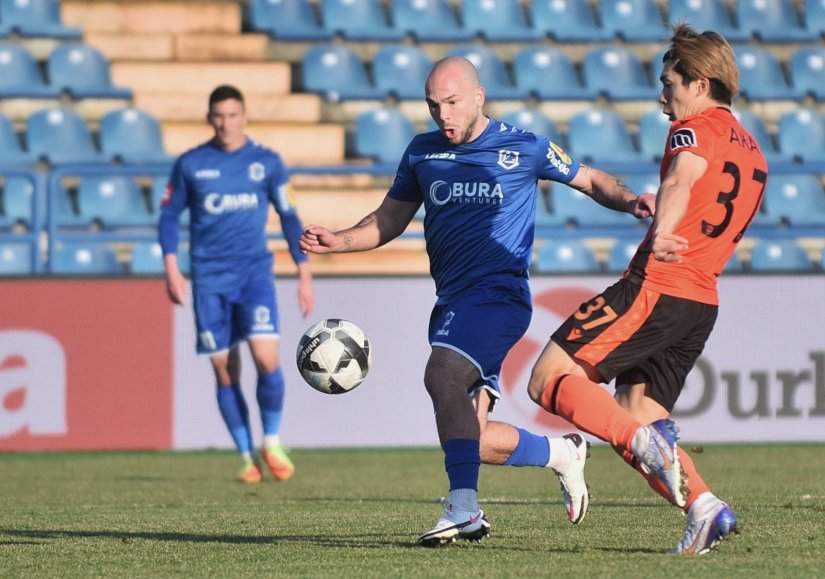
[299,197,418,254]
[569,164,655,219]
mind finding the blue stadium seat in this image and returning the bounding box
[0,175,34,229]
[372,45,431,101]
[131,241,190,275]
[623,172,659,197]
[512,46,597,100]
[535,184,567,229]
[806,0,825,37]
[763,174,825,227]
[445,45,527,100]
[777,108,825,163]
[54,182,86,228]
[391,0,474,41]
[150,176,189,227]
[582,46,659,101]
[99,108,173,165]
[724,250,744,272]
[0,112,36,165]
[735,46,803,101]
[499,108,562,143]
[531,0,613,42]
[243,0,334,40]
[0,42,61,98]
[566,108,646,164]
[77,176,154,228]
[534,239,600,273]
[736,0,818,42]
[26,107,108,165]
[732,109,790,164]
[790,46,825,101]
[637,110,670,162]
[320,0,404,40]
[0,242,33,275]
[460,0,544,41]
[749,239,813,272]
[354,108,416,166]
[300,45,382,101]
[551,183,639,228]
[667,0,750,42]
[606,238,639,272]
[51,241,123,275]
[46,43,133,100]
[599,0,669,42]
[0,0,82,39]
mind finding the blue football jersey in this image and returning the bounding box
[159,138,307,292]
[388,118,580,302]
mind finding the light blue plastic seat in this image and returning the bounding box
[51,241,122,275]
[667,0,750,42]
[513,46,597,100]
[320,0,404,40]
[531,0,613,42]
[300,45,382,101]
[354,108,416,166]
[735,46,804,101]
[0,41,61,98]
[372,45,431,101]
[552,183,639,228]
[534,239,600,273]
[76,176,154,228]
[637,110,670,162]
[764,174,825,227]
[99,108,173,164]
[600,0,669,42]
[566,108,646,164]
[777,108,825,163]
[47,43,132,99]
[582,46,660,101]
[790,46,825,101]
[0,175,35,229]
[131,241,190,275]
[749,239,813,272]
[26,107,108,165]
[460,0,544,41]
[243,0,334,40]
[606,238,639,272]
[0,0,82,39]
[0,112,36,165]
[390,0,474,41]
[0,242,33,275]
[499,108,562,143]
[737,0,818,42]
[445,45,527,100]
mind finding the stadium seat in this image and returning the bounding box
[243,0,334,41]
[51,241,123,275]
[300,45,382,101]
[566,108,646,164]
[736,0,818,42]
[0,112,35,166]
[0,0,82,39]
[777,108,825,163]
[512,46,597,100]
[535,185,567,229]
[637,110,670,162]
[460,0,544,41]
[531,0,613,42]
[582,46,660,101]
[749,239,813,272]
[790,46,825,101]
[731,109,790,164]
[46,43,133,100]
[533,239,600,273]
[372,45,431,101]
[0,242,33,275]
[599,0,669,42]
[763,174,825,227]
[667,0,750,42]
[76,176,154,228]
[724,250,744,272]
[606,238,639,272]
[0,175,34,230]
[391,0,474,41]
[806,0,825,37]
[320,0,404,41]
[0,42,62,98]
[623,172,659,197]
[131,241,190,275]
[53,182,87,228]
[551,182,639,228]
[354,108,416,166]
[499,108,562,143]
[26,107,108,165]
[444,45,527,100]
[735,46,803,101]
[99,108,173,165]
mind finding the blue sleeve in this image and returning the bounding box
[534,134,579,185]
[268,157,308,265]
[158,158,188,256]
[386,145,421,203]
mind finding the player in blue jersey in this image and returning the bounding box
[159,85,315,483]
[299,58,655,545]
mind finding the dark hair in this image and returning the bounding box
[208,85,245,108]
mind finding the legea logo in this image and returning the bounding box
[0,330,67,437]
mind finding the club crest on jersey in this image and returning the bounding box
[497,149,520,170]
[248,162,265,182]
[670,128,697,150]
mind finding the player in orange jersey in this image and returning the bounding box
[526,24,768,554]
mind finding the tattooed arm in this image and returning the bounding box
[299,197,420,254]
[567,163,656,219]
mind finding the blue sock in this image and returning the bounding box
[216,384,253,454]
[504,428,550,467]
[257,367,286,437]
[442,438,480,491]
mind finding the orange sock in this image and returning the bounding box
[540,374,640,452]
[614,445,710,509]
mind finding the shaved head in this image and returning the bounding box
[425,57,488,145]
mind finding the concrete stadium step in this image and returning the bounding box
[63,1,241,34]
[135,92,322,124]
[84,32,270,62]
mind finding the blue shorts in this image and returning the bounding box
[192,269,279,355]
[428,279,532,404]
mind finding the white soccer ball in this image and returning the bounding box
[296,319,372,394]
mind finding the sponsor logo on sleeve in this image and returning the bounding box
[670,128,697,151]
[546,142,572,175]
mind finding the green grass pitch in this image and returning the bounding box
[2,444,824,577]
